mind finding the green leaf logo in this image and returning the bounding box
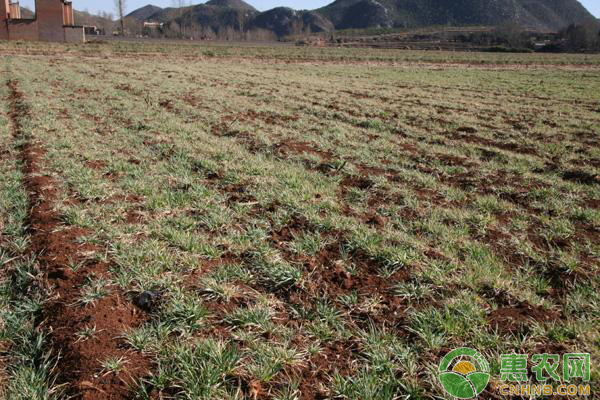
[438,348,490,399]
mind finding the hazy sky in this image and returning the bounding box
[17,0,600,18]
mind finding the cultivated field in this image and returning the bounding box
[0,41,599,399]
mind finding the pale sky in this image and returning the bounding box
[17,0,600,18]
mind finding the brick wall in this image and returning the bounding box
[0,22,7,40]
[0,0,8,19]
[36,0,65,42]
[0,0,8,40]
[64,25,83,43]
[8,19,38,41]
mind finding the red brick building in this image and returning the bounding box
[0,0,84,42]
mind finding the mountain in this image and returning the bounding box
[139,2,258,37]
[250,7,334,37]
[175,3,257,32]
[205,0,257,12]
[318,0,393,29]
[126,4,163,21]
[128,0,257,22]
[125,0,596,38]
[318,0,595,31]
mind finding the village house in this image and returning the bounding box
[0,0,84,42]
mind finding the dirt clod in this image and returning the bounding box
[488,302,559,334]
[133,291,160,312]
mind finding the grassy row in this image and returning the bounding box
[0,67,60,399]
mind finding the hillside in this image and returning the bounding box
[125,0,596,38]
[205,0,257,12]
[250,7,334,37]
[318,0,595,31]
[127,0,257,23]
[126,4,163,21]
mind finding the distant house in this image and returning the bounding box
[533,41,551,50]
[84,25,102,36]
[0,0,85,43]
[142,20,163,37]
[143,21,163,29]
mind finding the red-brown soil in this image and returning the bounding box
[273,140,332,159]
[487,302,560,334]
[294,339,359,400]
[84,159,108,170]
[269,216,409,328]
[451,129,538,156]
[7,80,150,399]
